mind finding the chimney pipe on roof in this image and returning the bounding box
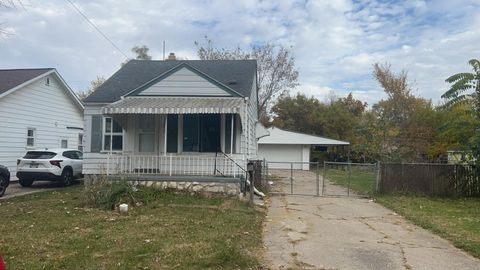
[167,52,176,60]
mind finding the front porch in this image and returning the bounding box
[105,153,246,178]
[83,96,257,182]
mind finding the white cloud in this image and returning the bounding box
[0,0,479,105]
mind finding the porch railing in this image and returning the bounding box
[105,154,246,178]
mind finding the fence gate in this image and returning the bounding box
[322,161,379,197]
[265,161,321,196]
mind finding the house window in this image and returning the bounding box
[46,77,50,86]
[61,139,68,148]
[166,115,178,153]
[78,134,84,151]
[103,117,123,151]
[183,114,221,153]
[138,116,155,152]
[26,128,36,147]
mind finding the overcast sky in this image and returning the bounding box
[1,0,479,105]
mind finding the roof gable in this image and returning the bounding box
[127,63,241,97]
[0,68,54,95]
[83,59,257,103]
[0,68,83,110]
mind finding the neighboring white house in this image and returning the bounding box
[0,68,84,179]
[258,127,349,170]
[82,57,258,179]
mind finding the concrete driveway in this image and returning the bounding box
[264,170,480,269]
[0,180,81,200]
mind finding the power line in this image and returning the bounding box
[65,0,129,59]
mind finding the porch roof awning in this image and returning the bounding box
[102,97,244,114]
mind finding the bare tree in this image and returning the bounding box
[77,76,106,101]
[195,37,299,119]
[0,0,26,37]
[131,45,152,60]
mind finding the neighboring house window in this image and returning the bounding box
[46,77,50,86]
[78,134,84,152]
[61,139,68,148]
[139,116,155,152]
[103,117,123,151]
[26,128,36,148]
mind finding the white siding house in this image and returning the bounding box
[0,69,84,179]
[258,127,349,170]
[82,58,258,180]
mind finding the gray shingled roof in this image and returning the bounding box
[0,68,54,95]
[84,59,257,103]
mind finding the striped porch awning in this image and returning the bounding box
[102,97,244,114]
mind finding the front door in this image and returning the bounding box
[183,114,221,153]
[200,114,221,152]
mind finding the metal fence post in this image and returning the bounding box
[375,161,380,193]
[316,162,320,196]
[290,162,294,194]
[249,171,254,204]
[347,161,351,197]
[322,161,326,196]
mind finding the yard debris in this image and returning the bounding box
[119,203,129,214]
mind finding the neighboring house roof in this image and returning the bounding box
[84,59,257,103]
[0,68,54,95]
[258,127,350,145]
[0,68,84,110]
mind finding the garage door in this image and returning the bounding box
[258,144,304,169]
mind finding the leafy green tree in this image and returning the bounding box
[442,59,480,114]
[372,63,442,162]
[441,59,480,162]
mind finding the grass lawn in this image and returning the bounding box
[325,168,376,195]
[0,185,264,270]
[377,194,480,258]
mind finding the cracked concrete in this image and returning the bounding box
[263,170,480,269]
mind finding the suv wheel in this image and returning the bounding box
[0,176,7,197]
[60,169,72,186]
[19,178,34,187]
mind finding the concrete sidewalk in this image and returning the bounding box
[264,170,480,269]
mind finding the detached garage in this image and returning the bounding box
[257,127,349,170]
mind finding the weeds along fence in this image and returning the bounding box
[323,162,378,197]
[379,163,480,197]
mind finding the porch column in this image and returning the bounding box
[230,114,234,154]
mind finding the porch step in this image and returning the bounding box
[109,175,242,183]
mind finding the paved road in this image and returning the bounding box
[264,170,480,269]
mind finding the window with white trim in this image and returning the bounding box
[103,117,123,151]
[61,138,68,148]
[78,134,84,152]
[26,128,36,147]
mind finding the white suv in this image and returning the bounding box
[16,149,83,187]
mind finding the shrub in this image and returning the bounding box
[83,178,134,210]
